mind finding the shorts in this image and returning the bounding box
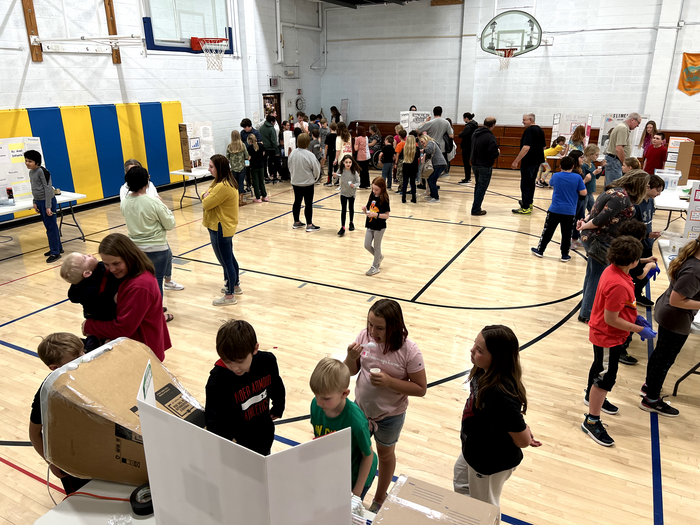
[371,412,406,447]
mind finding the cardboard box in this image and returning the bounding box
[373,475,500,525]
[665,137,695,184]
[41,338,205,485]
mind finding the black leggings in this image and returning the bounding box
[340,195,355,226]
[292,185,314,224]
[645,325,689,399]
[537,211,574,255]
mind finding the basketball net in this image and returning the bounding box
[200,38,228,72]
[497,48,515,70]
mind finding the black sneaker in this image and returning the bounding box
[306,224,321,232]
[349,222,355,231]
[44,249,64,256]
[417,183,426,189]
[46,254,62,263]
[292,222,306,229]
[619,353,638,366]
[458,179,470,186]
[583,389,619,415]
[636,295,654,307]
[578,315,589,324]
[337,227,345,236]
[581,415,614,447]
[640,396,679,417]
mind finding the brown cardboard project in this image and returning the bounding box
[41,338,204,486]
[373,475,500,525]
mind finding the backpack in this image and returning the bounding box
[40,166,51,186]
[443,133,454,154]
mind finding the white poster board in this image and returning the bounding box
[598,113,650,158]
[400,111,432,133]
[340,99,349,124]
[180,122,215,169]
[283,130,295,156]
[551,113,593,147]
[666,136,694,169]
[136,364,351,525]
[0,137,43,203]
[683,181,700,240]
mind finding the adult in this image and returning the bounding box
[120,167,176,316]
[409,105,417,111]
[577,170,649,323]
[458,112,477,185]
[511,113,546,215]
[355,126,370,188]
[202,154,241,306]
[604,113,642,187]
[83,233,171,362]
[416,106,454,159]
[330,106,343,124]
[418,134,447,204]
[260,114,280,183]
[119,159,184,293]
[470,117,500,216]
[289,133,321,232]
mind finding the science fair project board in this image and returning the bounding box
[683,181,700,240]
[136,364,352,525]
[551,114,593,147]
[179,122,215,172]
[0,137,42,204]
[598,113,650,158]
[400,111,432,133]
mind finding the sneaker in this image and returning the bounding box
[518,199,524,208]
[531,247,543,258]
[263,196,269,202]
[577,315,589,324]
[337,227,345,236]
[428,198,440,203]
[306,224,321,232]
[636,295,654,307]
[570,240,583,250]
[323,182,333,187]
[581,415,614,447]
[471,210,487,216]
[164,280,185,291]
[234,285,243,295]
[395,189,403,194]
[213,296,237,306]
[619,353,638,366]
[253,198,262,203]
[512,207,532,215]
[640,396,679,417]
[366,266,380,276]
[368,501,383,514]
[535,180,545,188]
[349,222,355,231]
[639,383,664,397]
[417,183,426,190]
[44,249,64,256]
[458,179,470,186]
[292,222,306,229]
[46,254,62,263]
[542,180,549,187]
[561,254,571,262]
[583,389,619,415]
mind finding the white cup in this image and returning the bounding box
[370,368,381,375]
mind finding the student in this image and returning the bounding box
[563,125,586,156]
[400,136,419,204]
[582,236,654,447]
[309,128,323,172]
[453,325,541,508]
[568,150,588,249]
[623,157,640,173]
[335,122,353,177]
[82,233,171,361]
[632,174,664,307]
[295,111,309,133]
[323,123,338,186]
[205,320,286,455]
[309,357,378,501]
[363,177,391,276]
[581,145,604,212]
[289,133,321,232]
[354,126,369,189]
[457,112,477,185]
[226,130,250,206]
[536,136,566,188]
[319,119,330,179]
[344,299,427,513]
[25,150,63,263]
[531,156,586,262]
[330,106,343,124]
[247,134,268,202]
[378,136,395,190]
[394,130,407,194]
[419,134,447,203]
[29,333,91,494]
[61,252,122,349]
[640,238,700,418]
[307,114,319,134]
[336,155,361,237]
[642,133,668,175]
[638,120,659,156]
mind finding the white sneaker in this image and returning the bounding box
[366,266,380,276]
[221,286,243,295]
[213,296,237,306]
[164,280,184,291]
[428,198,440,203]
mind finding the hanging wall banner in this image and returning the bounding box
[678,53,700,96]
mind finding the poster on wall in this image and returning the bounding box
[551,114,593,148]
[399,111,432,132]
[340,99,349,124]
[598,113,650,158]
[0,137,42,203]
[678,52,700,96]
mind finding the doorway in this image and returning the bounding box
[262,93,282,123]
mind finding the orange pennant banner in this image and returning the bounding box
[678,52,700,96]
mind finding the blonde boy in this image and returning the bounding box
[309,357,378,500]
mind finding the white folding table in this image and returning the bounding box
[169,167,212,208]
[654,184,691,229]
[0,191,87,241]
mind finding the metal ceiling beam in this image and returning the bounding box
[320,0,358,9]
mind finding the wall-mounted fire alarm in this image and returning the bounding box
[297,89,302,95]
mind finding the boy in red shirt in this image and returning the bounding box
[582,236,656,447]
[642,132,668,175]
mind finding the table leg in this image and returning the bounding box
[180,176,186,209]
[69,202,86,241]
[193,177,200,199]
[58,203,64,237]
[666,210,672,229]
[672,361,700,396]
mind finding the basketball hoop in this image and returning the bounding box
[496,48,516,70]
[191,37,228,71]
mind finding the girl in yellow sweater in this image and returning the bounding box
[536,136,566,188]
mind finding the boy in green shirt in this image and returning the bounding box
[309,357,377,500]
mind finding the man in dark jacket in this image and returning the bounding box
[470,117,500,216]
[458,112,477,185]
[260,114,280,182]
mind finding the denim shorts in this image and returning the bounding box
[371,412,406,447]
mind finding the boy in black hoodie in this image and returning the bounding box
[205,320,286,455]
[470,117,500,216]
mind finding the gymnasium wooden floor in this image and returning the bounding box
[0,169,698,524]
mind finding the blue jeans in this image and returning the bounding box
[36,198,62,255]
[471,166,492,213]
[233,170,245,192]
[165,244,173,279]
[585,192,595,212]
[381,162,393,188]
[209,224,239,294]
[571,198,587,241]
[428,165,445,200]
[519,164,539,208]
[605,155,622,187]
[145,248,170,296]
[580,244,609,319]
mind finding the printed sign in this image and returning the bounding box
[678,53,700,96]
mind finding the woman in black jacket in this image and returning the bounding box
[458,112,477,185]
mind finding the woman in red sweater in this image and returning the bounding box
[83,233,171,361]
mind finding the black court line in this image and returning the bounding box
[411,227,485,302]
[0,441,32,447]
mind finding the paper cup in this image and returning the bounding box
[370,368,381,374]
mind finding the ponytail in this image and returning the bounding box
[669,239,700,282]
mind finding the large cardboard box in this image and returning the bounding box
[373,475,500,525]
[665,137,695,184]
[41,338,204,485]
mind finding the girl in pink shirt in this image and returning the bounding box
[344,299,427,513]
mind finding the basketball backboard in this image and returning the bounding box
[480,10,542,57]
